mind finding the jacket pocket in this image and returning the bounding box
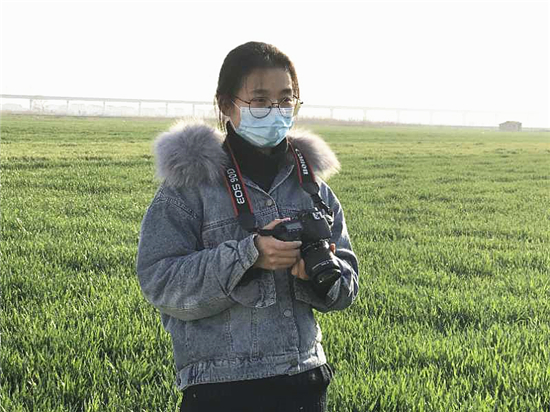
[229,269,276,308]
[185,309,233,359]
[202,216,243,248]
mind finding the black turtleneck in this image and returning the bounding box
[223,121,288,193]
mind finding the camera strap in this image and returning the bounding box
[223,140,333,233]
[223,140,258,232]
[287,142,333,216]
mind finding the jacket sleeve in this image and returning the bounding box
[293,182,359,312]
[136,194,259,321]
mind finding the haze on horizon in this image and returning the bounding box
[1,0,548,127]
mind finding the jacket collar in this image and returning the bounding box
[154,120,340,189]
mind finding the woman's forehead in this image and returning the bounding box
[241,68,293,96]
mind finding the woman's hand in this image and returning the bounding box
[290,243,336,280]
[252,218,302,271]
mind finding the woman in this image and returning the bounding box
[137,41,359,412]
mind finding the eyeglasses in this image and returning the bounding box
[232,95,303,119]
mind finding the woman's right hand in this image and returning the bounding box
[252,218,302,271]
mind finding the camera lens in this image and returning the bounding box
[302,241,341,293]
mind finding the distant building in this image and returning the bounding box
[499,121,522,131]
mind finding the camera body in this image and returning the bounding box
[269,208,341,292]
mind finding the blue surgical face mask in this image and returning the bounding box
[230,105,294,148]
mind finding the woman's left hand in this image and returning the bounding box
[290,243,336,280]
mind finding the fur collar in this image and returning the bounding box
[154,120,340,189]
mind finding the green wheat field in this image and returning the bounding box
[1,113,549,411]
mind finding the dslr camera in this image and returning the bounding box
[265,208,341,293]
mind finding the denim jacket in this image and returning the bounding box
[136,121,359,391]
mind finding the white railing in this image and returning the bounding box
[0,94,539,128]
[0,94,212,118]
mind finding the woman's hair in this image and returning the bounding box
[215,41,300,132]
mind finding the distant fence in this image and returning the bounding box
[0,94,539,128]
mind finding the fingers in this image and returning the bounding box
[263,246,299,261]
[262,218,290,230]
[290,259,309,280]
[273,239,302,250]
[298,259,308,280]
[253,218,304,271]
[257,256,299,271]
[330,243,336,254]
[254,236,301,270]
[261,218,302,249]
[278,258,300,268]
[259,233,301,253]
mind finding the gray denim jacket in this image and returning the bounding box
[136,121,359,391]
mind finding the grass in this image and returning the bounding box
[1,113,549,411]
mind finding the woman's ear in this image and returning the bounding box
[218,95,233,117]
[218,95,241,128]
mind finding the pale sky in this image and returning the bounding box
[1,0,549,126]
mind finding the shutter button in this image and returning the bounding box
[283,309,292,318]
[266,199,274,207]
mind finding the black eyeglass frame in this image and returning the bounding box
[232,95,303,119]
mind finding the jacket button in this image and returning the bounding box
[283,309,292,318]
[290,359,299,367]
[266,199,274,207]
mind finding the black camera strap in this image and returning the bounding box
[223,140,333,234]
[288,142,333,217]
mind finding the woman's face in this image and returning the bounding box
[227,67,293,128]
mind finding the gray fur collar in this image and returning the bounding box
[154,120,340,189]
